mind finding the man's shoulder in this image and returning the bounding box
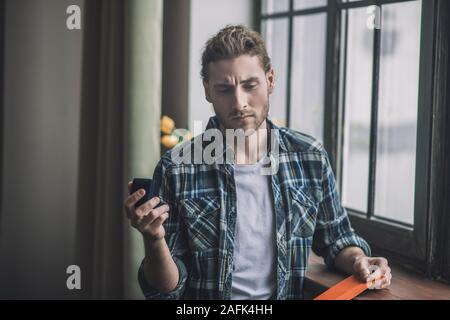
[158,137,203,169]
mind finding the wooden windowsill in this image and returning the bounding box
[305,253,450,300]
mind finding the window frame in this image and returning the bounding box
[257,0,446,274]
[0,0,4,239]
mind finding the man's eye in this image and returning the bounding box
[244,84,257,90]
[217,87,231,93]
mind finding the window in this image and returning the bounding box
[258,0,442,272]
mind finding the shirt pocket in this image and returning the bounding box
[288,187,318,238]
[179,196,221,252]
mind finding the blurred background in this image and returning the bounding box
[0,0,449,299]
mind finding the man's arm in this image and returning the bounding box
[125,158,189,299]
[124,183,182,294]
[311,147,371,268]
[313,147,392,289]
[142,214,179,293]
[334,246,366,276]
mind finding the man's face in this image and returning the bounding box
[203,55,275,133]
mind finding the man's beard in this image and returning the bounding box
[217,100,270,133]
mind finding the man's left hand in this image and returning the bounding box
[353,256,392,289]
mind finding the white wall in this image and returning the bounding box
[188,0,255,132]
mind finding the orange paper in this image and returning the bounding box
[313,275,368,300]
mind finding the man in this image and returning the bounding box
[124,25,392,300]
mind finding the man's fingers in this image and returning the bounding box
[134,202,169,226]
[368,277,383,290]
[371,257,389,268]
[152,212,169,228]
[367,267,382,282]
[127,181,132,193]
[137,209,169,230]
[367,257,389,282]
[135,197,161,217]
[125,189,146,209]
[380,273,393,289]
[368,273,392,290]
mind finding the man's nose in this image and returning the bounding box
[231,88,248,111]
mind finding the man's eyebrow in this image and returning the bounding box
[214,83,232,88]
[240,77,260,84]
[214,77,260,87]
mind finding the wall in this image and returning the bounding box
[188,0,255,131]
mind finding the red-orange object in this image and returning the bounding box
[313,275,369,300]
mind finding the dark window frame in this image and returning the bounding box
[0,0,4,240]
[257,0,450,280]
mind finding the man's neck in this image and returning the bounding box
[220,119,269,165]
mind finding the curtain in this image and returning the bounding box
[76,0,162,299]
[123,0,163,300]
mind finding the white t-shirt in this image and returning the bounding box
[231,160,277,300]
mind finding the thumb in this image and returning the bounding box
[355,257,371,281]
[127,181,133,194]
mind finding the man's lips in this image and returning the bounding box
[231,115,253,120]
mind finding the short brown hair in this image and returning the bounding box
[201,25,272,81]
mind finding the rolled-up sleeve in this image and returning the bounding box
[312,148,371,269]
[138,255,188,299]
[137,156,190,299]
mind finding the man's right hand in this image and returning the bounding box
[124,181,170,241]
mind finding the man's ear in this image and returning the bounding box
[267,68,275,94]
[203,80,212,103]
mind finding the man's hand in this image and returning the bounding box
[353,256,392,290]
[124,181,180,293]
[124,181,170,240]
[335,247,392,290]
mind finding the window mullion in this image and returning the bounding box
[285,0,294,128]
[323,0,340,171]
[367,1,382,220]
[337,7,349,198]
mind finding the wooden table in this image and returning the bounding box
[305,253,450,300]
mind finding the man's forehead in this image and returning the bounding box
[208,55,266,83]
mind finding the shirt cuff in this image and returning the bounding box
[137,256,188,300]
[324,234,372,270]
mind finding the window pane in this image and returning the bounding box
[262,19,289,125]
[294,0,327,10]
[374,1,422,225]
[290,13,326,141]
[341,8,374,213]
[262,0,290,15]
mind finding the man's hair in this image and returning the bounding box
[201,25,272,81]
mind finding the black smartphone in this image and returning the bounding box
[130,178,159,209]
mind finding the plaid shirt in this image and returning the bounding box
[138,116,371,300]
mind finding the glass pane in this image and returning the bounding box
[294,0,327,10]
[341,8,374,213]
[262,0,290,15]
[262,19,289,127]
[374,1,422,225]
[290,13,327,141]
